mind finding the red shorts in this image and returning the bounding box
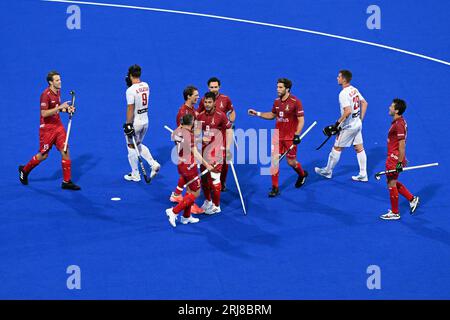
[385,157,407,181]
[39,125,67,154]
[272,139,297,159]
[177,163,200,192]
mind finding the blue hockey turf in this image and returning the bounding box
[0,0,449,299]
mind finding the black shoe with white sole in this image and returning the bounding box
[62,180,81,191]
[18,165,29,185]
[295,170,308,188]
[268,186,280,198]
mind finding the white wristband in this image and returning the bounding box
[256,111,261,117]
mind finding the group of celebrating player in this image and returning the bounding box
[18,65,420,226]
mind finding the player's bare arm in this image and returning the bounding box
[229,110,236,122]
[295,116,305,135]
[337,106,352,124]
[360,99,368,121]
[398,139,406,163]
[126,103,135,124]
[41,101,71,118]
[248,109,276,120]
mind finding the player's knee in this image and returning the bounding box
[287,159,296,167]
[128,144,134,149]
[387,179,397,187]
[188,189,200,198]
[40,153,49,160]
[354,145,364,153]
[333,146,342,152]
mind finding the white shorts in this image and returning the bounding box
[126,123,148,145]
[334,126,363,148]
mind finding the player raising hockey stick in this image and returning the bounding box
[166,114,214,227]
[123,64,160,182]
[248,78,307,197]
[379,99,420,220]
[19,71,80,190]
[315,70,369,181]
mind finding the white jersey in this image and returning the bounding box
[338,85,365,130]
[126,82,150,126]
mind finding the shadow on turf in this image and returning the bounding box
[32,153,98,182]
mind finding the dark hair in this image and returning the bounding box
[339,70,352,82]
[128,64,141,78]
[183,85,198,101]
[277,78,292,91]
[393,98,407,115]
[204,91,216,101]
[207,77,221,86]
[181,114,194,126]
[47,71,60,85]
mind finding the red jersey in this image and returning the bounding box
[197,109,232,148]
[197,93,234,115]
[271,94,304,140]
[176,104,198,127]
[174,127,195,164]
[387,116,407,157]
[40,87,63,127]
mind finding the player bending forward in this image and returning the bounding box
[19,71,80,190]
[166,114,214,227]
[123,64,160,181]
[380,99,419,220]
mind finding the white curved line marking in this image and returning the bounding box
[45,0,450,66]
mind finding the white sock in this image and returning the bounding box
[356,149,367,176]
[138,144,156,167]
[325,148,341,172]
[127,146,139,175]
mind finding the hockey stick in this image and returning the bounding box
[63,90,75,153]
[131,135,151,183]
[315,135,332,150]
[229,160,247,215]
[316,122,342,150]
[275,121,317,165]
[164,125,174,134]
[375,162,439,180]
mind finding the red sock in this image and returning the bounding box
[293,162,305,176]
[389,186,399,214]
[220,164,228,185]
[212,183,222,207]
[396,181,414,201]
[173,193,195,215]
[183,193,196,218]
[173,176,184,195]
[271,171,279,188]
[202,175,212,201]
[23,155,41,173]
[62,159,72,182]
